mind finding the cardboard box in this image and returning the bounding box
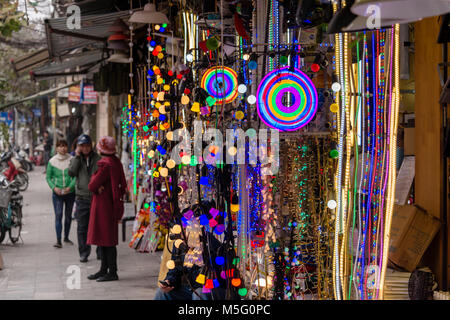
[404,127,415,156]
[389,204,441,272]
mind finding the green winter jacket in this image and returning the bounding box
[68,151,101,200]
[46,154,76,193]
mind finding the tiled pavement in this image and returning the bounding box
[0,166,160,300]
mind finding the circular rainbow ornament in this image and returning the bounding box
[201,66,238,105]
[256,67,318,131]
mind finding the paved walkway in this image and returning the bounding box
[0,166,160,300]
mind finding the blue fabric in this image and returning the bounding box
[52,192,75,241]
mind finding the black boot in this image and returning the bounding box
[96,273,119,282]
[96,247,118,282]
[88,247,107,280]
[87,271,106,280]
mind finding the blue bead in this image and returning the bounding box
[199,215,209,226]
[215,256,225,266]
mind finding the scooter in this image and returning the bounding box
[13,146,34,172]
[0,152,29,192]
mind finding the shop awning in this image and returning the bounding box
[44,9,136,58]
[10,48,50,77]
[0,81,80,111]
[30,50,107,81]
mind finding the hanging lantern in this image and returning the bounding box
[230,195,239,212]
[128,3,169,24]
[195,274,206,284]
[191,102,200,113]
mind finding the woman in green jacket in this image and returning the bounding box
[46,140,76,248]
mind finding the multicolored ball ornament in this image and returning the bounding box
[201,66,238,105]
[256,67,318,132]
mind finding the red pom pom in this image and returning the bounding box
[184,88,191,95]
[311,63,320,73]
[176,74,183,79]
[147,36,151,41]
[168,70,173,76]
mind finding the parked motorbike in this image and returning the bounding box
[0,151,29,192]
[14,147,34,172]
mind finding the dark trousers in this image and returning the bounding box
[75,198,100,259]
[52,192,75,242]
[43,150,51,169]
[99,246,117,275]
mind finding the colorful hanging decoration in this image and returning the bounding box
[256,67,318,132]
[200,66,239,105]
[118,0,403,302]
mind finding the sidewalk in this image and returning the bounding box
[0,166,160,300]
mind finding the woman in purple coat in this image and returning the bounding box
[86,136,127,282]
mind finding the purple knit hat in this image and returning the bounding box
[97,136,116,155]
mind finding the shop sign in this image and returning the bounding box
[0,112,12,126]
[68,85,97,104]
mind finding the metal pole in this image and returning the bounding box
[442,41,448,291]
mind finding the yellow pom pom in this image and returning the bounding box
[235,110,245,120]
[181,95,190,105]
[330,103,339,113]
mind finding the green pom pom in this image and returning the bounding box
[280,55,288,65]
[330,149,339,159]
[238,288,247,296]
[206,96,216,106]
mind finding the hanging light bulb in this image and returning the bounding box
[171,224,182,234]
[247,95,256,104]
[160,167,168,177]
[166,159,176,169]
[238,84,247,94]
[181,155,191,165]
[331,82,341,92]
[228,146,238,156]
[327,200,337,210]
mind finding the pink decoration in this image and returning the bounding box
[200,106,210,115]
[183,210,194,220]
[209,219,218,228]
[209,208,220,218]
[202,287,211,294]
